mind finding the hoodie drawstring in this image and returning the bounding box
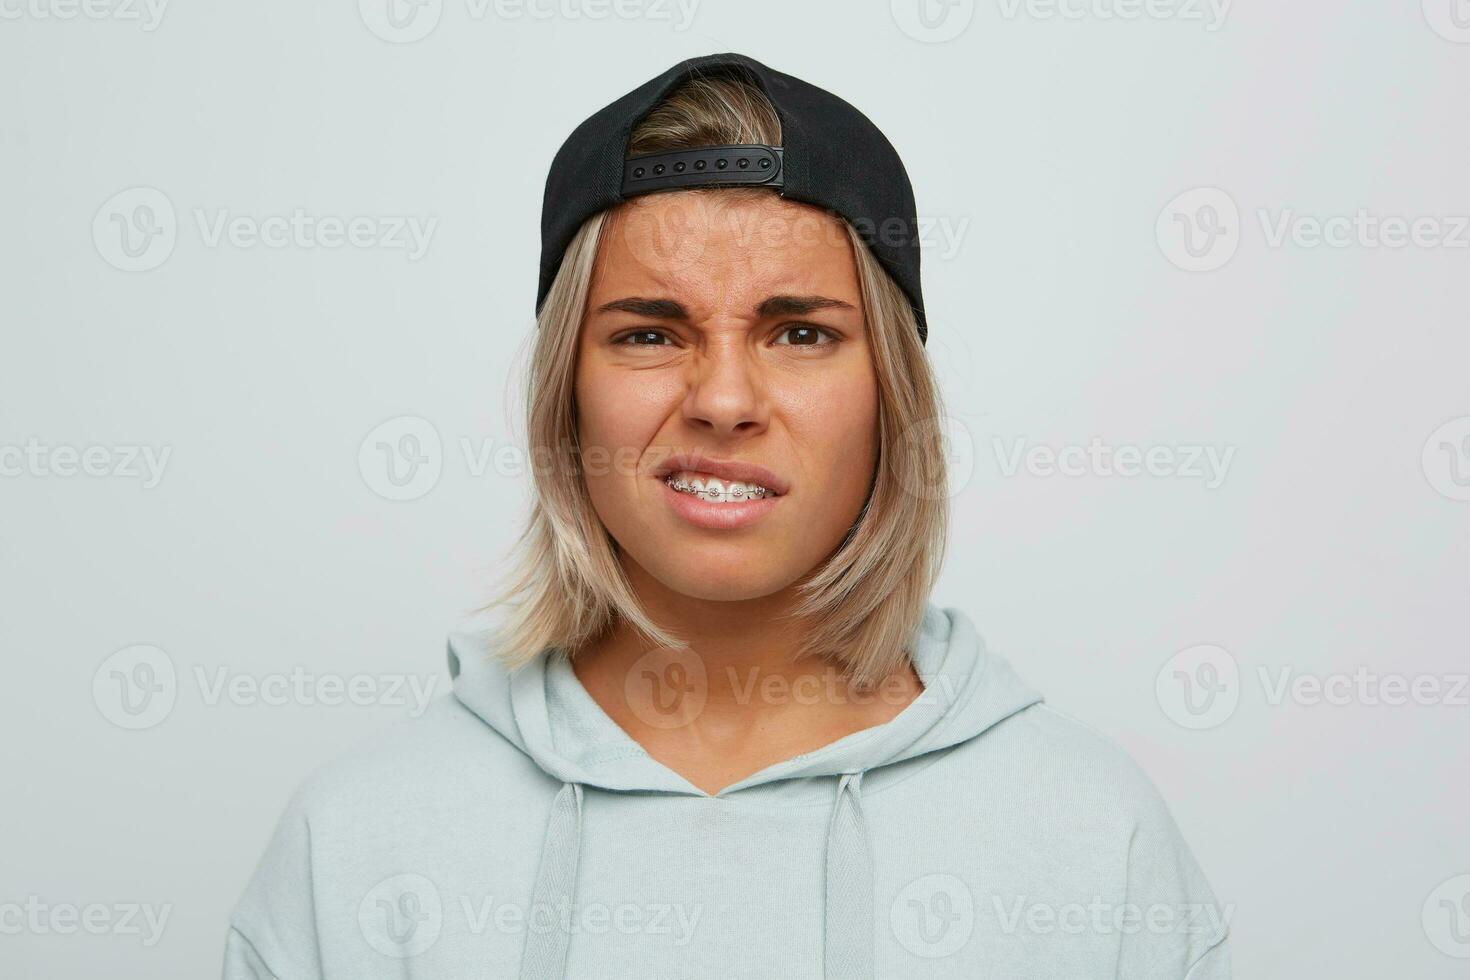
[825,771,874,980]
[518,781,584,980]
[517,774,873,980]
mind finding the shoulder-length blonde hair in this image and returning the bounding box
[484,71,949,688]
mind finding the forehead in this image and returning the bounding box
[591,191,861,317]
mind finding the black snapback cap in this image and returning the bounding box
[536,51,928,345]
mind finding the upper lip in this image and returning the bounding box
[653,452,789,495]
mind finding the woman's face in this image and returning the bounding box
[574,191,879,601]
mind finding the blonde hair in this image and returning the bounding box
[484,73,949,687]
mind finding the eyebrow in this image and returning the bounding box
[594,295,856,320]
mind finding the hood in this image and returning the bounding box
[446,602,1043,979]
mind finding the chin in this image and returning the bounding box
[643,558,795,603]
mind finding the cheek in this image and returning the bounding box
[783,378,880,504]
[574,368,674,490]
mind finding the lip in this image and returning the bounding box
[658,474,783,530]
[650,453,790,496]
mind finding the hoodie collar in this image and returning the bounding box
[448,602,1044,797]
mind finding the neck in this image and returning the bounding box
[569,556,923,794]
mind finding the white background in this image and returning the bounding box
[3,0,1468,976]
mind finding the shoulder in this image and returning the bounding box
[966,700,1185,825]
[226,695,548,974]
[996,704,1232,968]
[282,693,542,824]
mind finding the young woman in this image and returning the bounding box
[224,53,1231,979]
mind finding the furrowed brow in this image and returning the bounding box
[756,295,855,318]
[595,297,690,319]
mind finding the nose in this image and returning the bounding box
[680,337,768,438]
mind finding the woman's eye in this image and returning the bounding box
[773,325,836,347]
[615,329,673,346]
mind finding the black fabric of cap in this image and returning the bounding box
[536,52,928,344]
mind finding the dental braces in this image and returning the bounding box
[666,475,776,501]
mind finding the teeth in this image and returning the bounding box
[666,471,776,502]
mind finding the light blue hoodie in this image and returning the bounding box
[223,604,1232,978]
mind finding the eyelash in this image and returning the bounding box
[613,325,838,348]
